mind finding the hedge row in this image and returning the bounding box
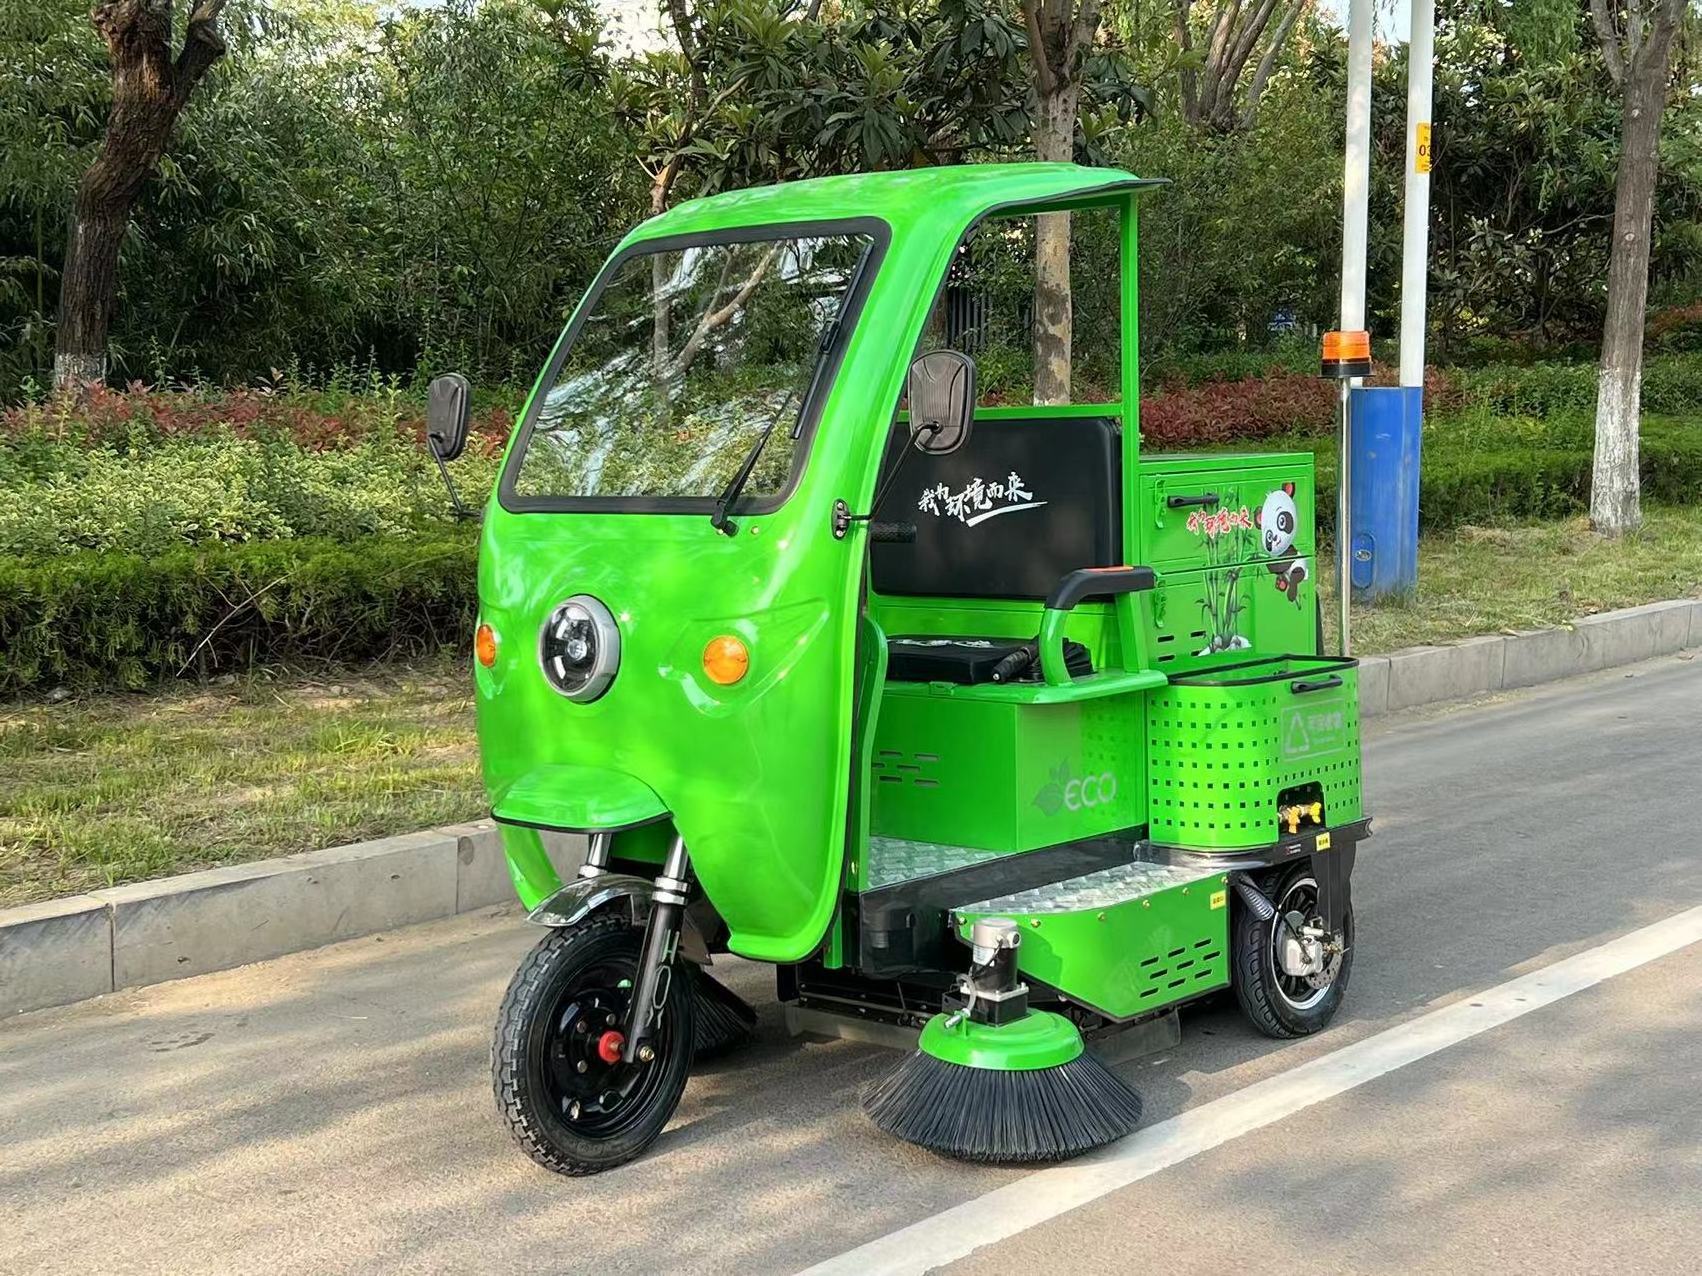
[0,533,478,695]
[1305,421,1702,533]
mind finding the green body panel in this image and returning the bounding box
[917,1008,1084,1071]
[957,868,1231,1020]
[1146,656,1364,850]
[871,685,1148,852]
[1134,452,1320,673]
[477,164,1159,961]
[1135,454,1317,574]
[491,763,667,832]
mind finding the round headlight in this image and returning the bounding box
[539,595,619,702]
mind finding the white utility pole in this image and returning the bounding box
[1339,0,1374,334]
[1399,0,1435,386]
[1335,0,1374,656]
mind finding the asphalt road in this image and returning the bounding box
[4,654,1700,1275]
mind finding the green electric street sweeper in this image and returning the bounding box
[423,163,1371,1174]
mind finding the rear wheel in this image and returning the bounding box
[493,914,695,1175]
[1232,862,1353,1039]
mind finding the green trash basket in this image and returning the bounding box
[1145,655,1363,852]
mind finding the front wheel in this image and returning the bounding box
[493,914,695,1175]
[1232,861,1354,1039]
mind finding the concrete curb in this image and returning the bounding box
[1,821,587,1017]
[5,598,1699,1017]
[1359,597,1700,718]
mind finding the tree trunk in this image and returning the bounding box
[1023,0,1100,406]
[1031,87,1079,405]
[1590,10,1679,536]
[53,2,229,391]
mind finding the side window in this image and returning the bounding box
[917,207,1122,406]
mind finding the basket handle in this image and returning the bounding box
[1290,675,1344,694]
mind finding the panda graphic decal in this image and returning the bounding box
[1255,483,1309,606]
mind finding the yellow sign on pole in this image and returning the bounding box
[1415,122,1433,174]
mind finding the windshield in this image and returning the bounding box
[507,230,876,504]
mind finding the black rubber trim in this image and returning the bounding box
[1153,817,1374,872]
[1165,653,1358,688]
[497,216,891,516]
[493,811,672,836]
[1044,565,1157,611]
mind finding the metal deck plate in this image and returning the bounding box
[864,836,1007,890]
[957,859,1222,916]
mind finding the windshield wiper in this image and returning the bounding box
[710,395,790,536]
[710,319,839,536]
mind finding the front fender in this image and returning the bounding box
[526,873,713,964]
[527,873,655,928]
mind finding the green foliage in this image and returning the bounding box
[621,0,1148,200]
[1288,410,1702,534]
[1400,0,1702,350]
[1111,62,1344,359]
[0,533,479,694]
[0,433,499,557]
[0,0,639,397]
[1449,353,1702,418]
[0,383,506,556]
[1,0,1699,404]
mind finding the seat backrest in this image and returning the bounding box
[869,415,1122,601]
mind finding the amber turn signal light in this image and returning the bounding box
[1321,330,1373,378]
[475,622,499,668]
[702,635,749,685]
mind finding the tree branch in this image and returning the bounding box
[1172,0,1199,124]
[665,245,780,383]
[174,0,231,104]
[1591,0,1626,86]
[1065,0,1102,77]
[1240,0,1307,129]
[1020,1,1058,98]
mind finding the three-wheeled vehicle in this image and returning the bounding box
[426,164,1370,1174]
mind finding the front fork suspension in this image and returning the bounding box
[622,834,690,1064]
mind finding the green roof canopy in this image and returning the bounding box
[630,163,1163,245]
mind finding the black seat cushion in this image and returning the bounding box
[886,635,1094,685]
[870,415,1122,601]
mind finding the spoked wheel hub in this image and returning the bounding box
[1270,879,1342,1010]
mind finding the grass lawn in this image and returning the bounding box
[4,506,1700,907]
[1324,505,1702,651]
[0,661,482,907]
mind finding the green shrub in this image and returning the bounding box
[0,534,478,694]
[0,433,501,557]
[1450,353,1702,418]
[1270,410,1702,533]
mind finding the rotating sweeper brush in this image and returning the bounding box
[690,966,758,1056]
[861,918,1143,1163]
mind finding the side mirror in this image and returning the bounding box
[906,350,975,455]
[426,372,472,462]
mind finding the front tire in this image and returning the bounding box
[493,914,695,1175]
[1232,861,1354,1039]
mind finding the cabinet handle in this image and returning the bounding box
[1166,491,1220,509]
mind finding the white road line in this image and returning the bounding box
[800,903,1702,1276]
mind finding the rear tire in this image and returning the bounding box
[493,914,695,1175]
[1232,862,1353,1039]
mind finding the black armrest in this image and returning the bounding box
[1044,566,1158,612]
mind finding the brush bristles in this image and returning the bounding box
[691,967,758,1057]
[862,1048,1143,1164]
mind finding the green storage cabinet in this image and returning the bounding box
[871,684,1147,853]
[1145,655,1363,851]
